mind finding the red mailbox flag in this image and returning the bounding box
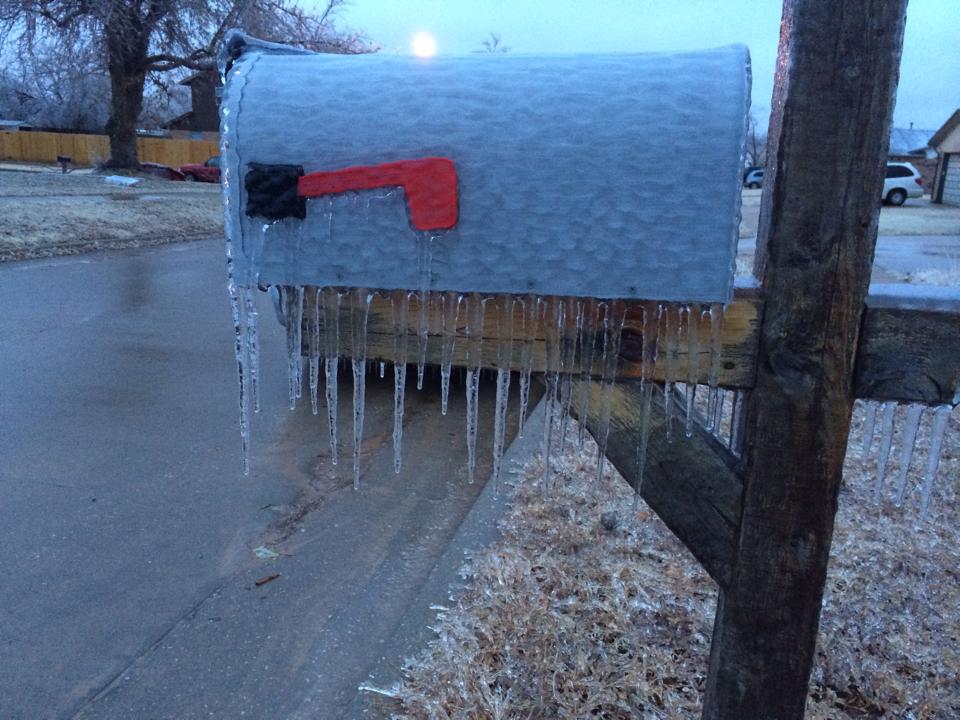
[298,157,459,231]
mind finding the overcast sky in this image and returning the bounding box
[336,0,959,132]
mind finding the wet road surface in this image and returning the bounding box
[0,240,526,719]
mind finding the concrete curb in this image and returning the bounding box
[343,397,548,718]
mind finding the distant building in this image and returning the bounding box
[930,110,960,206]
[888,125,937,187]
[162,71,219,140]
[0,119,33,132]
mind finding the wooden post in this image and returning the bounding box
[702,2,907,718]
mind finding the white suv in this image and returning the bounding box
[883,162,923,206]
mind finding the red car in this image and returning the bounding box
[180,156,221,183]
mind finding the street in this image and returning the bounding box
[0,240,522,719]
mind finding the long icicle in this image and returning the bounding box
[440,291,461,415]
[415,233,434,390]
[632,302,661,508]
[227,274,251,475]
[542,297,563,489]
[920,403,954,517]
[464,293,484,483]
[350,288,373,489]
[577,298,599,450]
[309,288,321,416]
[684,305,701,438]
[894,403,924,506]
[242,286,261,414]
[861,401,878,461]
[705,302,724,430]
[491,294,514,490]
[873,401,897,503]
[595,300,626,483]
[559,297,580,449]
[284,286,304,410]
[517,294,539,438]
[322,287,340,465]
[661,303,678,441]
[391,290,410,474]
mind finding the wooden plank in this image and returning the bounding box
[304,288,763,388]
[855,284,960,405]
[702,3,908,719]
[300,284,959,404]
[569,377,741,587]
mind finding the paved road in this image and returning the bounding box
[0,240,524,719]
[738,234,960,281]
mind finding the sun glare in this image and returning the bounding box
[411,32,438,58]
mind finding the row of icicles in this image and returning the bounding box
[226,283,956,519]
[228,285,731,489]
[860,398,957,518]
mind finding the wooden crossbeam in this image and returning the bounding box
[568,378,741,587]
[305,283,959,405]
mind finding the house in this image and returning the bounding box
[162,71,219,140]
[0,119,33,131]
[930,109,960,206]
[888,125,937,186]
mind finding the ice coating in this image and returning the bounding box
[222,43,749,302]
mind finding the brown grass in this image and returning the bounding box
[390,401,959,719]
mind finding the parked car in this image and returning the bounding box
[180,156,221,183]
[138,162,185,181]
[743,167,764,189]
[883,161,923,206]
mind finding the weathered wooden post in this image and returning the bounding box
[703,2,908,717]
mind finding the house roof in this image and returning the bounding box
[888,126,936,155]
[930,109,960,148]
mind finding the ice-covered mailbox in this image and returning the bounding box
[219,33,751,487]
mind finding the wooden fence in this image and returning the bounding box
[0,131,219,167]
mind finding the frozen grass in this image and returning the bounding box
[0,169,222,261]
[390,402,959,719]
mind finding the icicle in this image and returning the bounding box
[242,287,261,413]
[517,295,539,438]
[541,298,564,488]
[894,404,924,506]
[595,300,626,483]
[283,286,305,410]
[920,403,954,517]
[440,292,461,415]
[350,288,373,490]
[873,401,897,503]
[861,401,878,461]
[661,304,679,440]
[321,288,340,465]
[558,297,580,449]
[227,275,251,475]
[464,293,484,484]
[379,361,385,379]
[684,305,701,438]
[711,391,726,439]
[705,303,724,430]
[415,233,435,390]
[728,390,744,454]
[308,288,321,416]
[632,302,661,503]
[491,295,514,490]
[577,298,599,450]
[390,290,410,474]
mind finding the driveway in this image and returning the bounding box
[0,240,521,719]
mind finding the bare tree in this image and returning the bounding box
[477,33,509,53]
[0,1,371,168]
[746,108,768,168]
